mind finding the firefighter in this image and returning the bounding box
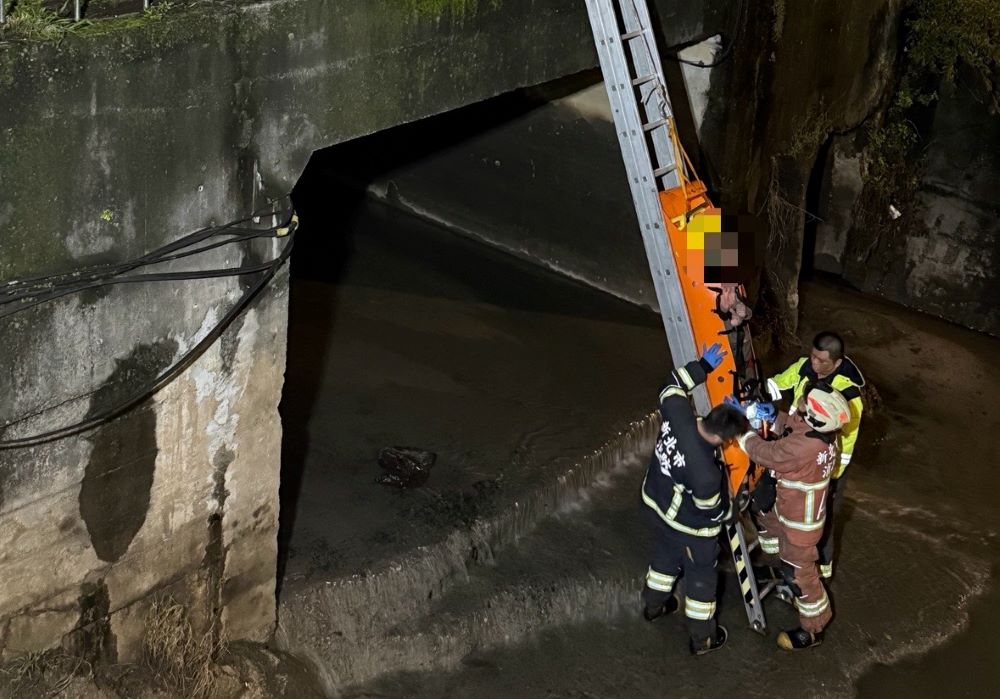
[736,383,851,650]
[765,331,864,579]
[641,342,751,656]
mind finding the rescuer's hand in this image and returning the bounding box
[746,401,776,429]
[723,394,746,414]
[701,343,727,371]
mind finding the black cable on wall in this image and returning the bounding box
[0,203,298,449]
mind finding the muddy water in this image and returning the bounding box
[282,195,1000,696]
[813,283,1000,697]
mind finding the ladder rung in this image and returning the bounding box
[747,537,759,553]
[759,580,777,598]
[632,74,657,87]
[652,164,677,178]
[643,119,668,132]
[621,29,645,40]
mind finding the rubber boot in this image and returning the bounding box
[643,596,678,622]
[777,627,824,651]
[690,625,728,656]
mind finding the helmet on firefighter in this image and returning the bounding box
[803,382,850,433]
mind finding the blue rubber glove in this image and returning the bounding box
[701,342,727,371]
[746,401,776,428]
[723,395,746,414]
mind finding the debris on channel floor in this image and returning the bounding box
[376,446,436,488]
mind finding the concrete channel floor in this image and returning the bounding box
[279,200,1000,696]
[279,199,667,587]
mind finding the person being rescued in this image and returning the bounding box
[729,382,851,651]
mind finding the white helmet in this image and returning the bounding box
[803,384,850,433]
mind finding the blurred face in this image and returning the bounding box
[809,348,842,379]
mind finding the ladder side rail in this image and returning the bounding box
[630,0,671,83]
[727,519,769,633]
[585,0,703,390]
[616,0,681,190]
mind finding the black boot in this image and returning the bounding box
[643,596,678,622]
[690,625,728,656]
[777,627,824,651]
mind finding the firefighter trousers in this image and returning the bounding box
[817,472,848,577]
[759,509,832,633]
[642,507,719,642]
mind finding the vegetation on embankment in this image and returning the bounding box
[864,0,1000,198]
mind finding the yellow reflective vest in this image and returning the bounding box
[767,356,864,479]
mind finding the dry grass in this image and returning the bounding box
[761,165,822,258]
[755,167,814,347]
[0,649,91,697]
[1,649,48,693]
[142,597,227,699]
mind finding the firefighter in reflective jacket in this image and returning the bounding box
[641,343,751,656]
[738,383,851,651]
[766,331,864,579]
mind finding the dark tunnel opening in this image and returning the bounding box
[275,72,667,594]
[800,135,833,282]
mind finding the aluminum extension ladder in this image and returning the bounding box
[583,0,774,634]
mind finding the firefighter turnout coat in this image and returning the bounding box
[738,411,838,546]
[641,358,729,538]
[767,356,863,478]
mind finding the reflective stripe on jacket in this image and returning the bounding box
[738,411,837,546]
[642,359,729,538]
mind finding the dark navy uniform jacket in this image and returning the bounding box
[642,358,729,537]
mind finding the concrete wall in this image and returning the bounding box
[304,1,734,313]
[329,81,655,309]
[0,0,603,660]
[830,74,1000,336]
[697,0,1000,337]
[692,0,903,338]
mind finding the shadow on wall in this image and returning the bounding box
[276,171,367,594]
[79,340,179,565]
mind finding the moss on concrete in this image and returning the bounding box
[406,0,500,18]
[771,0,785,42]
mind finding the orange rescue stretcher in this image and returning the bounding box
[657,140,765,499]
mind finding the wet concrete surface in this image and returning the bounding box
[276,197,672,690]
[279,197,667,586]
[279,198,1000,696]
